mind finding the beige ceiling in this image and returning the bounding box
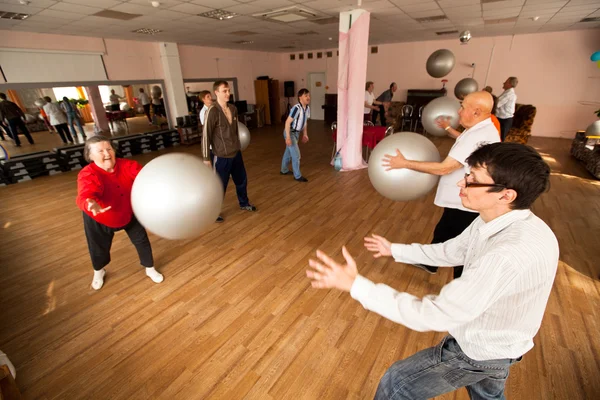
[0,0,598,51]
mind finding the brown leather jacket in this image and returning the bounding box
[202,102,240,160]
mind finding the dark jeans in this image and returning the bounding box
[498,117,513,142]
[83,213,154,271]
[377,104,387,126]
[143,104,151,122]
[54,123,73,144]
[7,117,34,145]
[215,151,250,208]
[429,207,479,278]
[375,336,521,400]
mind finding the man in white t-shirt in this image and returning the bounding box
[364,81,382,123]
[382,91,500,278]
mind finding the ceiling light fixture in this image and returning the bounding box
[234,40,254,45]
[198,9,238,21]
[0,11,29,20]
[150,1,160,8]
[132,28,162,35]
[532,16,540,21]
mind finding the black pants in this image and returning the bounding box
[143,104,151,122]
[215,151,250,208]
[429,207,479,278]
[498,117,513,142]
[110,104,120,112]
[377,104,387,126]
[83,213,154,271]
[54,123,73,144]
[7,117,34,146]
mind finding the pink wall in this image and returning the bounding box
[0,30,164,82]
[178,45,280,104]
[279,29,600,138]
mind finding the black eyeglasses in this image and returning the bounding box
[464,173,506,189]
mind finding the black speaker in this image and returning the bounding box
[284,81,295,98]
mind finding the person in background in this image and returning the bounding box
[364,82,382,123]
[202,81,257,223]
[281,88,310,183]
[138,88,152,124]
[0,92,35,147]
[109,90,124,112]
[198,90,212,126]
[384,92,500,278]
[61,97,86,141]
[496,77,518,141]
[307,142,558,400]
[375,82,397,126]
[77,135,164,290]
[43,96,73,145]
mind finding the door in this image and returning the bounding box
[308,72,326,120]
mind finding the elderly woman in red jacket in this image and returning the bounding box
[76,136,164,290]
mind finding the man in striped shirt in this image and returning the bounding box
[280,89,310,182]
[307,143,558,399]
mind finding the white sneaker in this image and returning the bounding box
[145,267,164,283]
[91,269,106,290]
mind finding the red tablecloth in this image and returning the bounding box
[332,126,386,149]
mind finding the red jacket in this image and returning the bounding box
[76,158,142,228]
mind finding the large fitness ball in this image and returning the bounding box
[422,97,461,137]
[426,49,455,78]
[368,132,441,202]
[585,120,600,136]
[238,121,251,151]
[131,153,223,240]
[454,78,479,99]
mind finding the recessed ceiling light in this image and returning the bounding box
[132,28,162,35]
[198,9,238,21]
[0,11,29,20]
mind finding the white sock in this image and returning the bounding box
[91,269,106,290]
[145,267,164,283]
[0,350,16,379]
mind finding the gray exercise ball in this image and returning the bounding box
[426,49,456,78]
[422,97,461,137]
[238,121,251,151]
[454,78,479,100]
[368,132,441,202]
[585,120,600,136]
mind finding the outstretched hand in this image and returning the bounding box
[86,198,111,216]
[364,234,392,258]
[435,116,451,129]
[382,149,407,171]
[306,246,358,292]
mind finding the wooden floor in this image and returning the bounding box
[0,122,598,399]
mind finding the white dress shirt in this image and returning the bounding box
[43,102,67,125]
[351,209,559,361]
[434,118,500,212]
[199,105,208,125]
[139,92,150,106]
[495,88,517,119]
[364,91,375,114]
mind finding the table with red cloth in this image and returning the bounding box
[332,126,387,160]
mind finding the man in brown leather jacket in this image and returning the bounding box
[202,81,256,223]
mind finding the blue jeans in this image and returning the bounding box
[375,336,521,400]
[67,112,86,138]
[281,130,301,179]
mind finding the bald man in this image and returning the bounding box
[383,92,500,278]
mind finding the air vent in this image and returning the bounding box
[580,17,600,22]
[229,30,257,36]
[308,52,313,59]
[317,52,322,58]
[485,17,518,24]
[327,51,333,58]
[254,6,319,23]
[296,31,319,36]
[371,46,378,54]
[415,15,447,23]
[299,53,304,60]
[133,28,162,35]
[198,9,238,20]
[280,46,296,49]
[234,40,254,45]
[290,54,296,60]
[481,0,505,3]
[0,11,29,20]
[311,17,338,25]
[436,30,459,35]
[93,10,141,20]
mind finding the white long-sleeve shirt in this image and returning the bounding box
[495,88,517,119]
[350,209,559,361]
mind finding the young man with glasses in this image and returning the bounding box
[307,142,558,400]
[383,91,500,278]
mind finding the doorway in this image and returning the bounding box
[307,72,326,120]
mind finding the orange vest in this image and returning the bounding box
[491,114,501,138]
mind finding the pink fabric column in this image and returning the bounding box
[85,86,109,133]
[336,10,370,171]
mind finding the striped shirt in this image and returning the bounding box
[289,103,310,132]
[351,209,559,361]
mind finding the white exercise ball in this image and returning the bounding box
[120,103,131,111]
[422,97,461,137]
[238,121,251,151]
[454,78,479,99]
[368,132,441,202]
[426,49,455,78]
[585,120,600,136]
[131,153,223,240]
